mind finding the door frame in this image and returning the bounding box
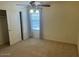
[19,11,24,40]
[40,8,43,39]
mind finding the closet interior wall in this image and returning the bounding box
[0,10,9,45]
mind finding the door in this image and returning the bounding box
[7,10,22,45]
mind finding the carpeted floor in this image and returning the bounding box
[0,38,78,57]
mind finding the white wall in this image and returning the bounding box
[16,6,29,40]
[42,2,79,45]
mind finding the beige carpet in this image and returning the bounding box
[0,38,78,57]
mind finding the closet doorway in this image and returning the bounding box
[0,10,9,47]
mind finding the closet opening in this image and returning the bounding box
[0,10,10,48]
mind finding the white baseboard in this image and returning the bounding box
[44,38,77,45]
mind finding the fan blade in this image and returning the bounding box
[38,4,50,7]
[38,5,50,7]
[16,4,27,6]
[16,4,31,7]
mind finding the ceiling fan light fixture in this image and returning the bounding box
[35,2,41,6]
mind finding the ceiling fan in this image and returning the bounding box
[16,1,51,7]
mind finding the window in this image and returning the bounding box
[30,9,40,30]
